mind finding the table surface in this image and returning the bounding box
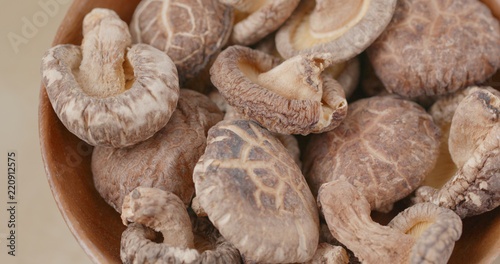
[0,1,91,263]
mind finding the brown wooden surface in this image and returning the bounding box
[39,1,500,264]
[39,0,141,263]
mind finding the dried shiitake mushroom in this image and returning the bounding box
[275,0,397,61]
[304,95,440,211]
[368,0,500,97]
[92,89,222,212]
[130,0,233,83]
[121,187,241,263]
[222,0,300,46]
[210,45,347,135]
[193,119,319,263]
[305,243,349,264]
[208,90,303,168]
[40,8,179,148]
[415,87,500,218]
[318,180,462,264]
[254,35,360,98]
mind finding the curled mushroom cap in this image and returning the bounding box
[275,0,397,61]
[121,187,241,264]
[304,95,440,211]
[193,119,319,263]
[415,87,500,218]
[40,8,179,148]
[389,203,462,264]
[318,181,462,264]
[368,0,500,97]
[130,0,233,83]
[92,89,223,212]
[223,0,300,45]
[210,45,347,135]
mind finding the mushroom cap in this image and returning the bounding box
[130,0,233,84]
[120,188,241,264]
[225,0,300,45]
[92,89,223,213]
[210,45,347,135]
[275,0,397,61]
[41,43,179,148]
[193,119,319,263]
[367,0,500,97]
[389,203,462,264]
[304,96,441,211]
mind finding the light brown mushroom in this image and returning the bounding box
[305,243,349,264]
[210,45,347,135]
[255,35,360,99]
[414,87,500,218]
[120,187,241,263]
[92,89,222,212]
[367,0,500,97]
[275,0,397,61]
[193,119,319,263]
[40,8,179,148]
[130,0,233,84]
[222,0,300,46]
[303,95,440,212]
[318,180,462,264]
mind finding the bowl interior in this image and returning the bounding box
[39,1,500,263]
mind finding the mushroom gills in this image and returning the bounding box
[292,0,370,50]
[422,123,457,189]
[405,221,433,238]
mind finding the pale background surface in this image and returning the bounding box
[0,1,500,264]
[0,0,91,263]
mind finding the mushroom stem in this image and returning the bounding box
[249,54,334,101]
[78,9,132,98]
[318,181,416,264]
[121,187,195,249]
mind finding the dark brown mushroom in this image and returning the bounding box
[275,0,397,61]
[210,45,347,135]
[193,119,319,263]
[304,95,440,212]
[130,0,233,84]
[120,187,241,263]
[368,0,500,97]
[40,8,179,148]
[92,89,223,212]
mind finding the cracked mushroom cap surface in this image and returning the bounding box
[223,0,300,46]
[415,88,500,218]
[120,187,241,264]
[367,0,500,97]
[193,119,319,263]
[304,96,440,211]
[275,0,397,61]
[92,89,223,213]
[130,0,233,84]
[40,8,179,148]
[389,203,462,264]
[210,45,347,135]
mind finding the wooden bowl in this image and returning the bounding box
[39,0,500,263]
